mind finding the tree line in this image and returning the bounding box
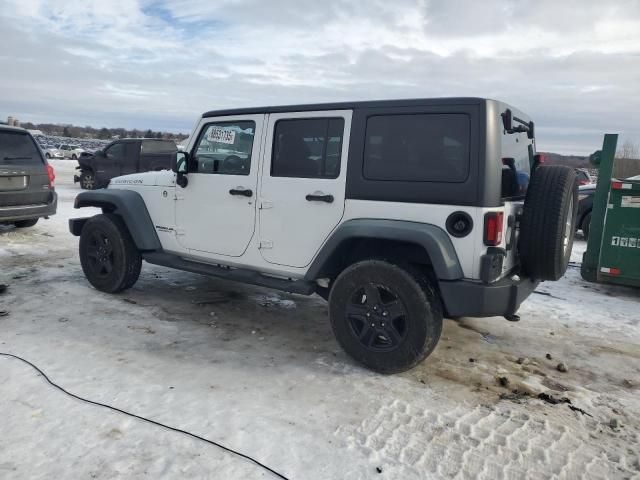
[19,121,189,142]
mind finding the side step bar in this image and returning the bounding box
[142,252,316,295]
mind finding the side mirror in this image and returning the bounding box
[501,109,513,132]
[173,152,189,188]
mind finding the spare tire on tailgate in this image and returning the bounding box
[518,165,578,280]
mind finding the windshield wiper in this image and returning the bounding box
[3,156,32,160]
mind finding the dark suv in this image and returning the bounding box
[75,138,177,189]
[0,125,57,228]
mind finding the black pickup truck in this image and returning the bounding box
[75,139,177,189]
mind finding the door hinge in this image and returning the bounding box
[259,240,273,249]
[259,199,273,209]
[175,228,186,236]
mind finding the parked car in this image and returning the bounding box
[74,139,177,189]
[54,144,84,159]
[70,98,578,373]
[0,125,57,228]
[42,145,64,159]
[576,169,592,186]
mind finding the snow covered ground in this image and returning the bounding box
[1,160,639,479]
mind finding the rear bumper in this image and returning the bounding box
[439,275,539,318]
[0,191,57,222]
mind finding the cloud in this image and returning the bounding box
[0,0,639,154]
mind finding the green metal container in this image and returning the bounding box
[582,134,640,287]
[596,180,640,287]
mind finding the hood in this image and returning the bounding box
[108,170,175,188]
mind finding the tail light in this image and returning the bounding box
[484,212,504,246]
[534,153,546,164]
[46,164,55,187]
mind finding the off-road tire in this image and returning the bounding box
[80,171,96,190]
[329,260,443,373]
[519,166,578,280]
[79,214,142,293]
[14,218,39,228]
[581,211,592,240]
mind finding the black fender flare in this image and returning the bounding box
[69,189,161,251]
[305,219,463,281]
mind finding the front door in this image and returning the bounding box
[176,115,264,257]
[259,110,351,267]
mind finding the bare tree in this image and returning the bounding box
[614,140,640,179]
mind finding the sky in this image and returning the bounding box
[1,0,639,154]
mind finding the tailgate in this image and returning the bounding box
[0,130,51,207]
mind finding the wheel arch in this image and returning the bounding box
[70,190,161,251]
[305,219,463,282]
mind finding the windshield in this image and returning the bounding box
[0,131,44,165]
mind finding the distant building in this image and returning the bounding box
[6,116,20,127]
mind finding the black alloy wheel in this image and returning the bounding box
[346,283,408,352]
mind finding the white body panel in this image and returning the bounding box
[258,110,351,268]
[107,107,520,283]
[174,114,265,257]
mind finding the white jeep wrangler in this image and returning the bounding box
[70,98,578,373]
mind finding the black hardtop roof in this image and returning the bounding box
[202,97,488,118]
[0,124,29,133]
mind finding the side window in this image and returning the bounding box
[271,118,344,178]
[193,121,255,175]
[105,143,126,159]
[141,140,177,154]
[363,114,470,183]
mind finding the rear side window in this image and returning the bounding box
[271,118,344,178]
[0,131,43,165]
[363,114,470,182]
[141,140,177,154]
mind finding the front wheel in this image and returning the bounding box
[80,171,96,190]
[45,153,51,159]
[71,154,77,160]
[79,214,142,293]
[329,260,443,373]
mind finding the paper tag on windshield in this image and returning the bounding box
[207,127,236,144]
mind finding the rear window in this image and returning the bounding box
[141,140,178,154]
[363,114,470,182]
[0,131,43,165]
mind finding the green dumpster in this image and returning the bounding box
[581,134,640,287]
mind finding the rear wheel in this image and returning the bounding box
[80,171,96,190]
[72,154,77,160]
[329,260,443,373]
[45,153,51,159]
[79,214,141,293]
[519,166,578,280]
[14,218,38,228]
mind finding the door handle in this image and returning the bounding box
[229,187,253,197]
[305,193,334,203]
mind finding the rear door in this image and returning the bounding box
[0,130,50,207]
[120,141,140,176]
[258,110,351,267]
